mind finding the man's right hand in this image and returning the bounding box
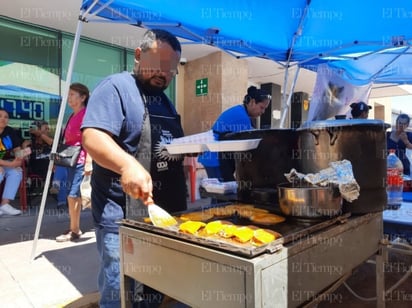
[120,161,153,205]
[82,128,154,205]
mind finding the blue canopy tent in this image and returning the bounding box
[76,0,412,125]
[31,0,412,259]
[305,46,412,85]
[78,1,412,65]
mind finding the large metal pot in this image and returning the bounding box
[278,182,342,217]
[296,119,390,213]
[222,129,298,203]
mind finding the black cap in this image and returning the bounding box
[351,101,371,111]
[350,102,372,118]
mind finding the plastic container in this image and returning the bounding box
[386,149,403,209]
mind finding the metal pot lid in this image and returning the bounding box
[298,119,390,130]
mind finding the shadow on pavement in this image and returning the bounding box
[39,241,100,296]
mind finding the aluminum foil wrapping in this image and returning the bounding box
[284,160,360,202]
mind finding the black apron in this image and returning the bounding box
[125,100,151,220]
[125,80,187,219]
[146,92,187,213]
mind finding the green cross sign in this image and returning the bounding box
[195,78,208,96]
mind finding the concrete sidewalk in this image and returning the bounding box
[0,194,208,308]
[0,196,99,308]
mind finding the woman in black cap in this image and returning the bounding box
[350,101,372,119]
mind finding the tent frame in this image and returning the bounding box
[30,15,85,261]
[30,0,412,259]
[30,0,309,259]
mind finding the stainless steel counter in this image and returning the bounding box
[120,212,383,308]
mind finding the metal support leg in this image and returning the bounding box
[121,274,133,308]
[376,241,389,308]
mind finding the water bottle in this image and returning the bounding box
[386,149,403,209]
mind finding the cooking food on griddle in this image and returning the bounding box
[145,204,285,229]
[222,204,256,217]
[205,206,237,217]
[233,226,255,243]
[180,211,214,221]
[250,213,286,225]
[183,204,272,222]
[219,224,238,238]
[252,229,278,245]
[178,220,281,246]
[203,220,226,235]
[179,221,206,234]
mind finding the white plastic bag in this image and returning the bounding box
[80,175,92,210]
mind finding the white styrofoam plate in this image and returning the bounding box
[163,143,207,155]
[164,138,262,155]
[205,138,261,152]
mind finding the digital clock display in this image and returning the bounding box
[0,98,45,120]
[0,96,60,140]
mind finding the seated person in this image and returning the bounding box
[23,121,53,177]
[23,121,68,207]
[0,108,25,216]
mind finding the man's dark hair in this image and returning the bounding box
[140,29,181,53]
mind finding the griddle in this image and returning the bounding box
[120,204,351,258]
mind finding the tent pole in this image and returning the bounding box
[280,65,291,127]
[30,17,84,261]
[279,1,310,128]
[280,67,300,128]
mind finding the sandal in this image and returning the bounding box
[56,230,82,242]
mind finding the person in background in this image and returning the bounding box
[24,121,69,207]
[50,166,69,208]
[24,121,69,208]
[350,101,372,119]
[23,121,53,176]
[387,113,412,176]
[198,86,271,182]
[81,29,187,307]
[55,83,92,242]
[0,108,25,216]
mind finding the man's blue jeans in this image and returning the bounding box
[95,228,190,308]
[95,228,121,308]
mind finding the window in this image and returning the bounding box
[0,17,58,70]
[0,16,177,135]
[0,17,60,138]
[62,34,124,91]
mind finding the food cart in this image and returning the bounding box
[119,122,390,307]
[120,212,383,307]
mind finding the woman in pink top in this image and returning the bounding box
[56,83,92,242]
